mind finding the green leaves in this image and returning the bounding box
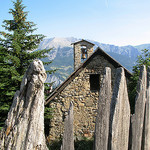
[44,107,53,120]
[128,49,150,113]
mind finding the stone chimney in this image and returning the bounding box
[72,39,95,70]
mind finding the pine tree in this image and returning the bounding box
[0,0,53,128]
[0,46,19,128]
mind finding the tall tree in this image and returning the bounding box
[0,45,19,128]
[0,0,53,128]
[128,49,150,113]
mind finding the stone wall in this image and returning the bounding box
[74,41,94,70]
[49,55,119,141]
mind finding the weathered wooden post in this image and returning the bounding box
[109,67,130,150]
[94,67,112,150]
[0,60,48,150]
[131,65,147,150]
[143,67,150,150]
[61,101,74,150]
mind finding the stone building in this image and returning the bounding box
[45,39,132,140]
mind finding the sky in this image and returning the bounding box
[0,0,150,46]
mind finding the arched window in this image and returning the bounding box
[81,45,87,62]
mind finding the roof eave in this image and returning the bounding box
[71,39,95,46]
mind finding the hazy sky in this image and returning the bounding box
[0,0,150,46]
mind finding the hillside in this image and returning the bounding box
[134,44,150,51]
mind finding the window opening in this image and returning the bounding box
[90,74,100,91]
[81,45,87,62]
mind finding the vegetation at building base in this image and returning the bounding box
[44,106,54,137]
[128,49,150,114]
[0,0,54,129]
[47,137,93,150]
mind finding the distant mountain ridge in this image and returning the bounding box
[135,44,150,51]
[37,37,150,87]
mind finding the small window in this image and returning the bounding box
[90,74,100,91]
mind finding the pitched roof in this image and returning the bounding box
[71,39,95,46]
[45,47,132,105]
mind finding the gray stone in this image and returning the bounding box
[0,60,48,150]
[73,40,94,70]
[61,101,74,150]
[143,67,150,150]
[109,67,130,150]
[131,65,147,150]
[85,98,94,107]
[94,67,112,150]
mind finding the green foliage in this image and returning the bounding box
[44,107,53,120]
[44,82,54,136]
[0,0,53,128]
[128,49,150,113]
[48,140,62,150]
[47,137,93,150]
[44,106,54,136]
[75,137,93,150]
[0,45,18,127]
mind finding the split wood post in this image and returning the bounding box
[109,67,130,150]
[143,67,150,150]
[61,101,74,150]
[94,67,112,150]
[131,65,147,150]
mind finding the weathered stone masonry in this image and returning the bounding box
[49,55,118,140]
[73,40,94,70]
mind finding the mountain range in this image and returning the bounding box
[37,37,150,87]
